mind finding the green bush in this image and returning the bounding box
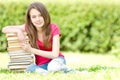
[0,1,120,54]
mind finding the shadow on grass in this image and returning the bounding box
[0,68,11,73]
[78,65,120,72]
[0,68,24,74]
[1,65,120,74]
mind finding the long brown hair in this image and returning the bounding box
[26,2,51,49]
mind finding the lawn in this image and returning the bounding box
[0,52,120,80]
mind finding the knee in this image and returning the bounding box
[47,58,66,72]
[26,64,37,73]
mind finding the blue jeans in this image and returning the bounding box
[26,57,68,73]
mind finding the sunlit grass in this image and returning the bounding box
[64,52,120,68]
[0,52,120,80]
[0,52,9,68]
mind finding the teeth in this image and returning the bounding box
[36,22,42,24]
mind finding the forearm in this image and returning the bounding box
[2,26,23,33]
[2,25,26,43]
[30,48,59,59]
[21,35,60,59]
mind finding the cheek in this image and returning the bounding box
[30,18,35,24]
[41,17,44,21]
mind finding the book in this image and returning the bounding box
[7,36,29,41]
[7,40,29,44]
[8,52,32,56]
[8,65,28,69]
[7,47,23,51]
[9,61,32,64]
[10,54,33,59]
[9,61,32,65]
[9,69,26,72]
[6,32,35,72]
[10,57,33,61]
[9,57,34,62]
[8,43,21,46]
[6,32,27,37]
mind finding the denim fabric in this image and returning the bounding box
[26,57,66,73]
[47,57,67,72]
[26,64,39,72]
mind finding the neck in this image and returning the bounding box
[37,28,42,33]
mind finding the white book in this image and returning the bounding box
[10,55,33,59]
[8,65,28,69]
[6,32,27,37]
[7,36,29,41]
[10,59,34,63]
[8,52,32,56]
[9,61,32,65]
[10,57,33,61]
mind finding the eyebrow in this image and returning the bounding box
[30,13,41,16]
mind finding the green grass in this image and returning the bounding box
[0,52,120,80]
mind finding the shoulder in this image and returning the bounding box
[50,23,61,36]
[50,23,59,30]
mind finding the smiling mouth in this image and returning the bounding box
[35,22,42,25]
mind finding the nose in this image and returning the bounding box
[36,16,40,21]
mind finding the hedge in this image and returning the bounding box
[0,1,120,53]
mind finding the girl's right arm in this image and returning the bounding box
[2,24,25,33]
[2,24,26,43]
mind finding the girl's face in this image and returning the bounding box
[30,8,44,29]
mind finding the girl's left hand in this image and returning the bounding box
[21,42,32,52]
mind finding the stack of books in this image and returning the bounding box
[6,32,34,72]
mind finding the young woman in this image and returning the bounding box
[2,2,71,74]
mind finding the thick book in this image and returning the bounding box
[6,32,27,37]
[9,69,26,72]
[7,47,23,51]
[8,65,28,69]
[9,61,32,65]
[10,54,33,59]
[9,57,34,62]
[8,43,21,46]
[8,51,32,56]
[7,36,29,41]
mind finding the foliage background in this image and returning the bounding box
[0,1,120,80]
[0,0,120,55]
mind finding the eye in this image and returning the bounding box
[31,15,36,18]
[38,14,42,17]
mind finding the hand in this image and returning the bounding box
[17,30,26,44]
[21,42,32,52]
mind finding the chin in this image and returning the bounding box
[36,25,43,28]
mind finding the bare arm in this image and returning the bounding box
[22,35,60,59]
[2,24,26,43]
[2,24,25,33]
